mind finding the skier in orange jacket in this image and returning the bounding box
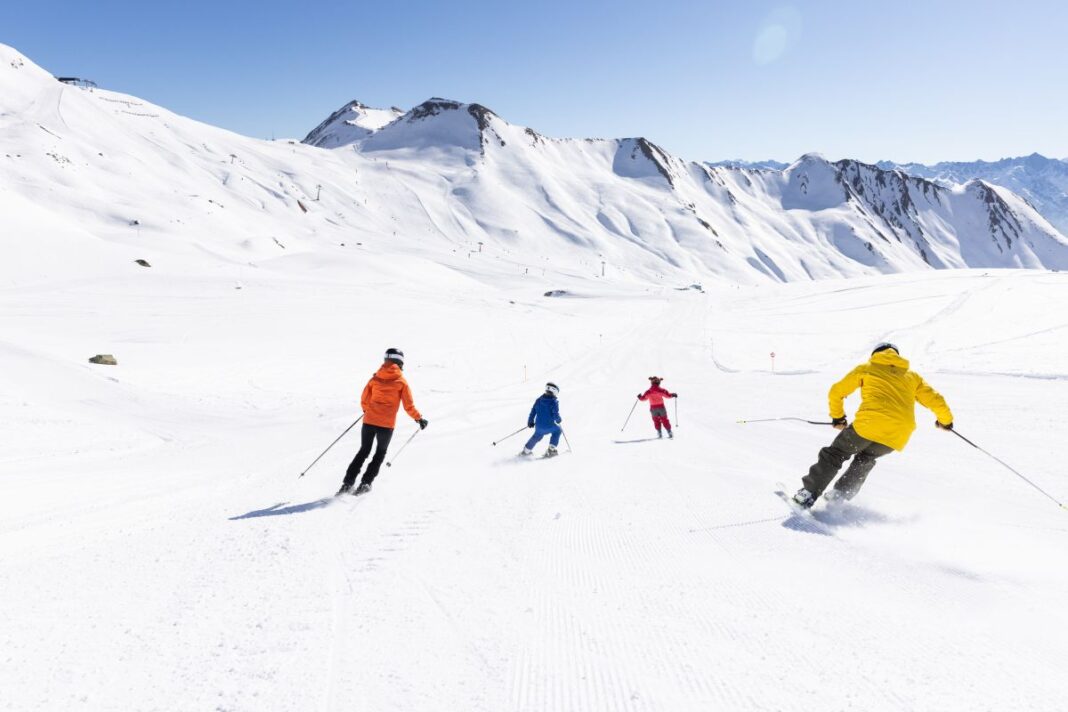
[338,348,427,496]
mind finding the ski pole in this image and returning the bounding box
[385,427,421,468]
[950,429,1066,511]
[621,399,639,432]
[492,426,528,446]
[736,417,834,425]
[298,416,362,478]
[674,396,679,428]
[561,428,572,453]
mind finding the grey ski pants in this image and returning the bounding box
[802,425,895,499]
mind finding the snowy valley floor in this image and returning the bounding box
[2,262,1067,712]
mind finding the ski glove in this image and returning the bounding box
[831,417,848,430]
[935,420,953,430]
[418,418,429,430]
[528,422,535,429]
[670,393,678,398]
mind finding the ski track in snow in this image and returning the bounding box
[3,267,1068,711]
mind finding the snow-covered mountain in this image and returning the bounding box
[304,97,1068,277]
[4,42,1068,289]
[708,155,1068,241]
[302,100,405,148]
[877,154,1068,237]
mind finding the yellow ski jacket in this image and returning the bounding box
[829,350,953,451]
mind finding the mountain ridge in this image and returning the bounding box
[875,154,1068,236]
[3,42,1067,291]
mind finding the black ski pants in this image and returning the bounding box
[343,424,394,488]
[802,425,894,499]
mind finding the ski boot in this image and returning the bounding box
[519,448,533,457]
[544,446,559,458]
[657,429,663,439]
[667,430,674,439]
[335,483,353,497]
[353,482,372,496]
[791,488,817,509]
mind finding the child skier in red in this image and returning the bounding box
[638,376,677,438]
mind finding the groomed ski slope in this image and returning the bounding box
[2,262,1067,711]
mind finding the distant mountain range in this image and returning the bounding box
[710,155,1068,237]
[877,155,1068,236]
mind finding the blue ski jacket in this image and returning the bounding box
[528,394,562,429]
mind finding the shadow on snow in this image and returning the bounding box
[230,498,333,520]
[779,503,917,536]
[780,514,834,537]
[811,504,915,528]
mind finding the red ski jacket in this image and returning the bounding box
[638,385,675,408]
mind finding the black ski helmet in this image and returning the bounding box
[384,348,405,367]
[545,382,560,397]
[871,342,899,356]
[649,376,662,385]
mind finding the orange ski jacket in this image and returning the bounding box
[361,363,422,429]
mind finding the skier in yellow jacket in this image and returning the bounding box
[792,343,954,509]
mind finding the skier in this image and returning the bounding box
[791,343,953,508]
[521,382,563,458]
[638,376,678,438]
[337,348,428,496]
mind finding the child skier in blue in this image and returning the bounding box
[521,382,563,457]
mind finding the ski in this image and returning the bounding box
[514,451,567,460]
[774,482,833,535]
[334,484,372,497]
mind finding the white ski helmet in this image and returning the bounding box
[545,382,560,397]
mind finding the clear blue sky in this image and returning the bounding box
[5,0,1067,164]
